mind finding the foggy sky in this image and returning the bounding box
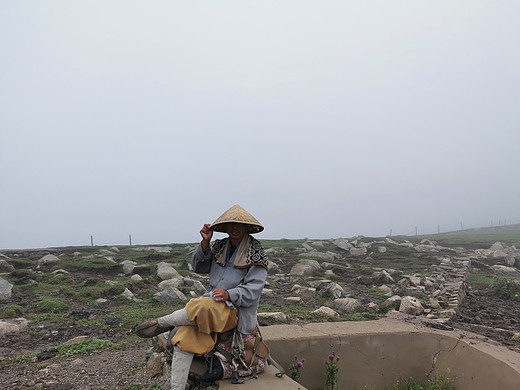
[1,1,519,249]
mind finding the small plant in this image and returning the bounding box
[55,338,112,357]
[289,354,305,382]
[491,277,520,301]
[319,285,333,298]
[0,304,25,318]
[389,374,454,389]
[33,297,69,313]
[325,350,340,390]
[0,352,37,366]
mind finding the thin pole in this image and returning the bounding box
[415,226,418,236]
[460,221,464,231]
[129,234,132,246]
[90,235,94,247]
[438,224,440,234]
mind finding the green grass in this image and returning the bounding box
[388,374,454,389]
[28,312,68,325]
[466,272,495,287]
[33,297,69,313]
[114,300,184,328]
[75,282,126,301]
[395,224,520,248]
[58,257,121,273]
[0,304,25,318]
[0,352,37,366]
[491,277,520,301]
[262,239,306,252]
[54,338,112,357]
[6,257,34,269]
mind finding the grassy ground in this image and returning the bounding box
[393,223,520,247]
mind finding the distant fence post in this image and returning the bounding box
[90,235,94,247]
[129,234,132,246]
[438,224,440,234]
[460,221,464,231]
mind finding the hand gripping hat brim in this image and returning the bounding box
[210,204,264,234]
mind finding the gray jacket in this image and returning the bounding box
[191,240,267,334]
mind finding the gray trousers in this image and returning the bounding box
[158,309,196,390]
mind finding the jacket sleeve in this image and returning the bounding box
[226,265,267,308]
[191,243,212,274]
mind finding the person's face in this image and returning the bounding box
[225,223,248,244]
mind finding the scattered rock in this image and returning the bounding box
[183,278,207,295]
[350,247,367,257]
[121,288,137,301]
[0,259,15,273]
[332,298,361,312]
[383,295,402,307]
[289,260,320,276]
[157,262,182,280]
[158,280,183,296]
[38,254,60,265]
[52,269,70,275]
[300,251,337,262]
[62,336,89,345]
[313,306,339,319]
[267,260,280,274]
[121,260,137,275]
[0,276,13,300]
[490,265,519,274]
[153,287,187,302]
[291,284,315,298]
[0,318,29,336]
[257,312,287,322]
[302,242,314,251]
[399,296,424,316]
[333,238,353,251]
[409,275,421,287]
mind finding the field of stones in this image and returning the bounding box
[1,225,519,389]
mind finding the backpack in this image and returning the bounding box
[165,326,285,384]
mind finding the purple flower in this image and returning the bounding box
[336,356,340,361]
[329,354,334,360]
[297,361,303,367]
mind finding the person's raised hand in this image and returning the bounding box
[200,224,213,251]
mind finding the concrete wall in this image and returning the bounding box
[261,318,520,390]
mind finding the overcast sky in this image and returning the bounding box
[1,1,519,249]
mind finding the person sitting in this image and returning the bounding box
[134,204,268,390]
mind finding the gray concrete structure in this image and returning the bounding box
[256,313,520,390]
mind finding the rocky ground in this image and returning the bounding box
[1,230,519,389]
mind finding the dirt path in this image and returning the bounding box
[1,339,155,390]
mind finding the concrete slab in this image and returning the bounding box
[260,312,520,390]
[218,365,306,390]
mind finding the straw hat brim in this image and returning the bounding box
[210,204,264,234]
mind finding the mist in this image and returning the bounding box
[1,1,519,249]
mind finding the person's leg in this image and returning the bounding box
[170,345,194,390]
[158,308,194,327]
[134,308,195,338]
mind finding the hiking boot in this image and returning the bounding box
[133,319,172,338]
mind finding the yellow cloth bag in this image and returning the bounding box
[171,297,238,355]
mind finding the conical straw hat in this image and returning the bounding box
[211,204,264,234]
